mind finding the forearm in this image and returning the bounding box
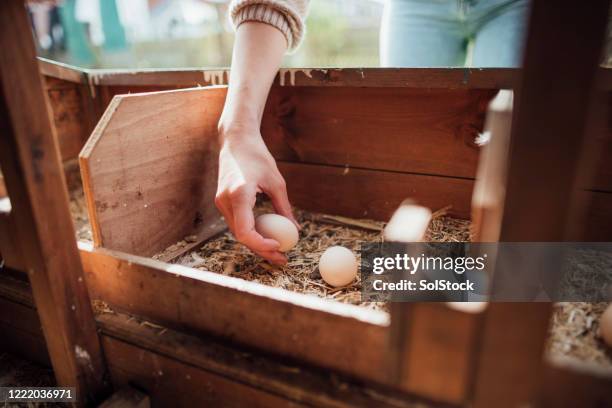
[219,22,286,142]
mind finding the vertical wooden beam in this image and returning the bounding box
[386,202,483,404]
[473,0,610,407]
[471,90,513,242]
[0,0,109,404]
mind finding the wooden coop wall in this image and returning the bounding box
[37,63,612,242]
[1,61,612,407]
[79,85,495,260]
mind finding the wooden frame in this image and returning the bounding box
[73,74,503,405]
[1,10,611,405]
[0,0,109,404]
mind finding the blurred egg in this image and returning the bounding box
[319,246,357,287]
[255,214,299,252]
[601,303,612,347]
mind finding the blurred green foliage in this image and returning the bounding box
[287,1,380,67]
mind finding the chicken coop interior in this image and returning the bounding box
[1,0,612,407]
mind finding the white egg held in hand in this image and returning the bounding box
[255,214,299,252]
[319,246,358,287]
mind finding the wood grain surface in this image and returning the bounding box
[263,87,494,179]
[80,87,225,256]
[98,312,422,408]
[279,161,474,220]
[79,245,391,388]
[0,0,109,402]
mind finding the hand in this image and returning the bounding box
[216,22,292,264]
[215,130,298,264]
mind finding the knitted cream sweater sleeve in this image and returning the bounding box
[229,0,310,51]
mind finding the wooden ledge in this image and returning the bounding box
[97,311,424,408]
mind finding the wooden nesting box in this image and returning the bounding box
[78,79,499,405]
[2,60,612,407]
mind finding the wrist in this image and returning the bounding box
[218,98,261,140]
[218,118,262,145]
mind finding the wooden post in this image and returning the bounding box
[472,0,610,406]
[0,0,109,404]
[471,90,513,242]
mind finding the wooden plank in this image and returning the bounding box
[0,296,50,366]
[80,87,225,257]
[473,1,610,407]
[78,244,391,388]
[0,272,421,407]
[0,321,51,367]
[98,387,150,408]
[383,202,482,405]
[583,191,612,241]
[263,88,495,179]
[0,272,34,306]
[0,198,26,271]
[38,58,87,84]
[44,77,91,160]
[86,66,519,89]
[578,89,612,194]
[400,304,483,404]
[592,113,612,192]
[471,90,513,242]
[540,356,612,408]
[103,336,310,408]
[496,3,610,243]
[0,0,109,403]
[98,312,424,408]
[0,173,6,197]
[98,85,178,107]
[0,296,43,340]
[34,57,612,91]
[94,85,494,179]
[279,161,474,220]
[473,303,553,407]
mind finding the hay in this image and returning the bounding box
[169,202,471,312]
[0,352,56,390]
[69,186,92,242]
[68,187,611,368]
[546,302,612,367]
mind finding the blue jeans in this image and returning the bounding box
[380,0,530,67]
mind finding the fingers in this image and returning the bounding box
[214,193,235,231]
[252,249,287,265]
[215,187,287,264]
[231,194,279,250]
[263,178,300,230]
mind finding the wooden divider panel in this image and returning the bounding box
[80,87,226,256]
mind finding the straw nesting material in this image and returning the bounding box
[69,186,92,242]
[170,203,471,312]
[67,189,611,368]
[546,302,612,367]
